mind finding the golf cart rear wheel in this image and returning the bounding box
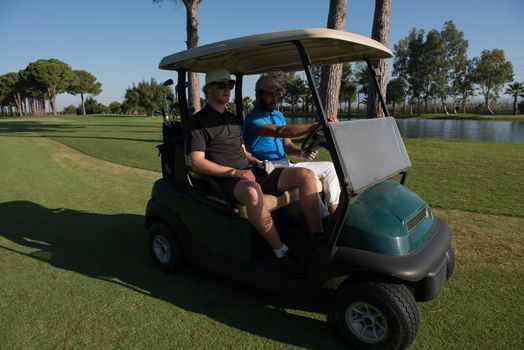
[334,281,419,350]
[148,221,185,273]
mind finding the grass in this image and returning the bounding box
[0,116,523,349]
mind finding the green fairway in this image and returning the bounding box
[0,116,523,349]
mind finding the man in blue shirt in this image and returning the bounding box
[244,76,340,217]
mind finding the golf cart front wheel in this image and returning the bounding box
[334,281,419,350]
[445,246,455,280]
[147,221,185,272]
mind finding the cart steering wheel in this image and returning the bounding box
[301,123,327,154]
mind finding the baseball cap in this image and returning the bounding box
[255,76,282,92]
[205,68,235,86]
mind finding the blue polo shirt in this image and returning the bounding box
[244,106,287,161]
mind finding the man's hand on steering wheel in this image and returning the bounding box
[300,149,319,161]
[301,123,326,156]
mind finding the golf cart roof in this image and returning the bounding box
[159,28,393,74]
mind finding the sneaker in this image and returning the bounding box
[278,250,307,278]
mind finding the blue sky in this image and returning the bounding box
[1,0,523,109]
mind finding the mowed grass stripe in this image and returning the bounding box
[0,134,158,214]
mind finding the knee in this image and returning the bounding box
[236,181,263,206]
[297,168,316,184]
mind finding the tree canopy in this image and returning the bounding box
[393,21,513,114]
[472,49,514,114]
[122,78,172,116]
[0,59,101,116]
[68,70,102,115]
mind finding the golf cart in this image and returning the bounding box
[146,28,454,349]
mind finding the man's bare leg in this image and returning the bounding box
[277,167,323,234]
[233,180,283,250]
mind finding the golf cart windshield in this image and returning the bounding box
[329,118,411,193]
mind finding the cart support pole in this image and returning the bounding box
[364,57,390,118]
[292,40,350,263]
[292,42,328,126]
[292,41,347,190]
[177,69,189,128]
[234,73,244,119]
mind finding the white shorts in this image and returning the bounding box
[271,159,341,215]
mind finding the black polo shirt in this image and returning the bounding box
[186,105,250,170]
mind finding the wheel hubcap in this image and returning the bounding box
[346,302,388,344]
[152,235,171,263]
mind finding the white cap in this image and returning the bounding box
[255,76,282,92]
[205,68,235,86]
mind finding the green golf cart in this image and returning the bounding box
[146,28,454,349]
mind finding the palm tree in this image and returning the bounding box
[319,0,347,122]
[505,82,524,115]
[153,0,202,114]
[367,0,391,118]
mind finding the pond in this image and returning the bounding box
[287,118,524,144]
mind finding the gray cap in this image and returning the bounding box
[255,76,282,92]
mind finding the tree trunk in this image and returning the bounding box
[40,97,46,115]
[81,93,86,115]
[14,92,23,116]
[47,87,57,116]
[183,0,201,114]
[513,95,517,115]
[319,0,346,122]
[443,105,449,116]
[367,0,391,118]
[52,95,57,115]
[31,98,36,116]
[484,94,494,114]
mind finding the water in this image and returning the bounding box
[288,118,524,144]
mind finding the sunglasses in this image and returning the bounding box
[212,81,236,90]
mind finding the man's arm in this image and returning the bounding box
[255,122,319,138]
[283,138,302,158]
[243,145,260,165]
[189,151,255,180]
[189,151,236,177]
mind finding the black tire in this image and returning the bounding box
[147,221,186,273]
[334,281,419,350]
[445,246,455,280]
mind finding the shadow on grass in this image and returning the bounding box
[0,121,161,143]
[0,121,86,134]
[0,200,347,349]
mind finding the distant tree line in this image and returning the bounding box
[2,21,523,117]
[392,21,515,115]
[264,21,520,116]
[0,59,101,116]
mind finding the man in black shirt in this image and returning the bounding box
[186,68,324,277]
